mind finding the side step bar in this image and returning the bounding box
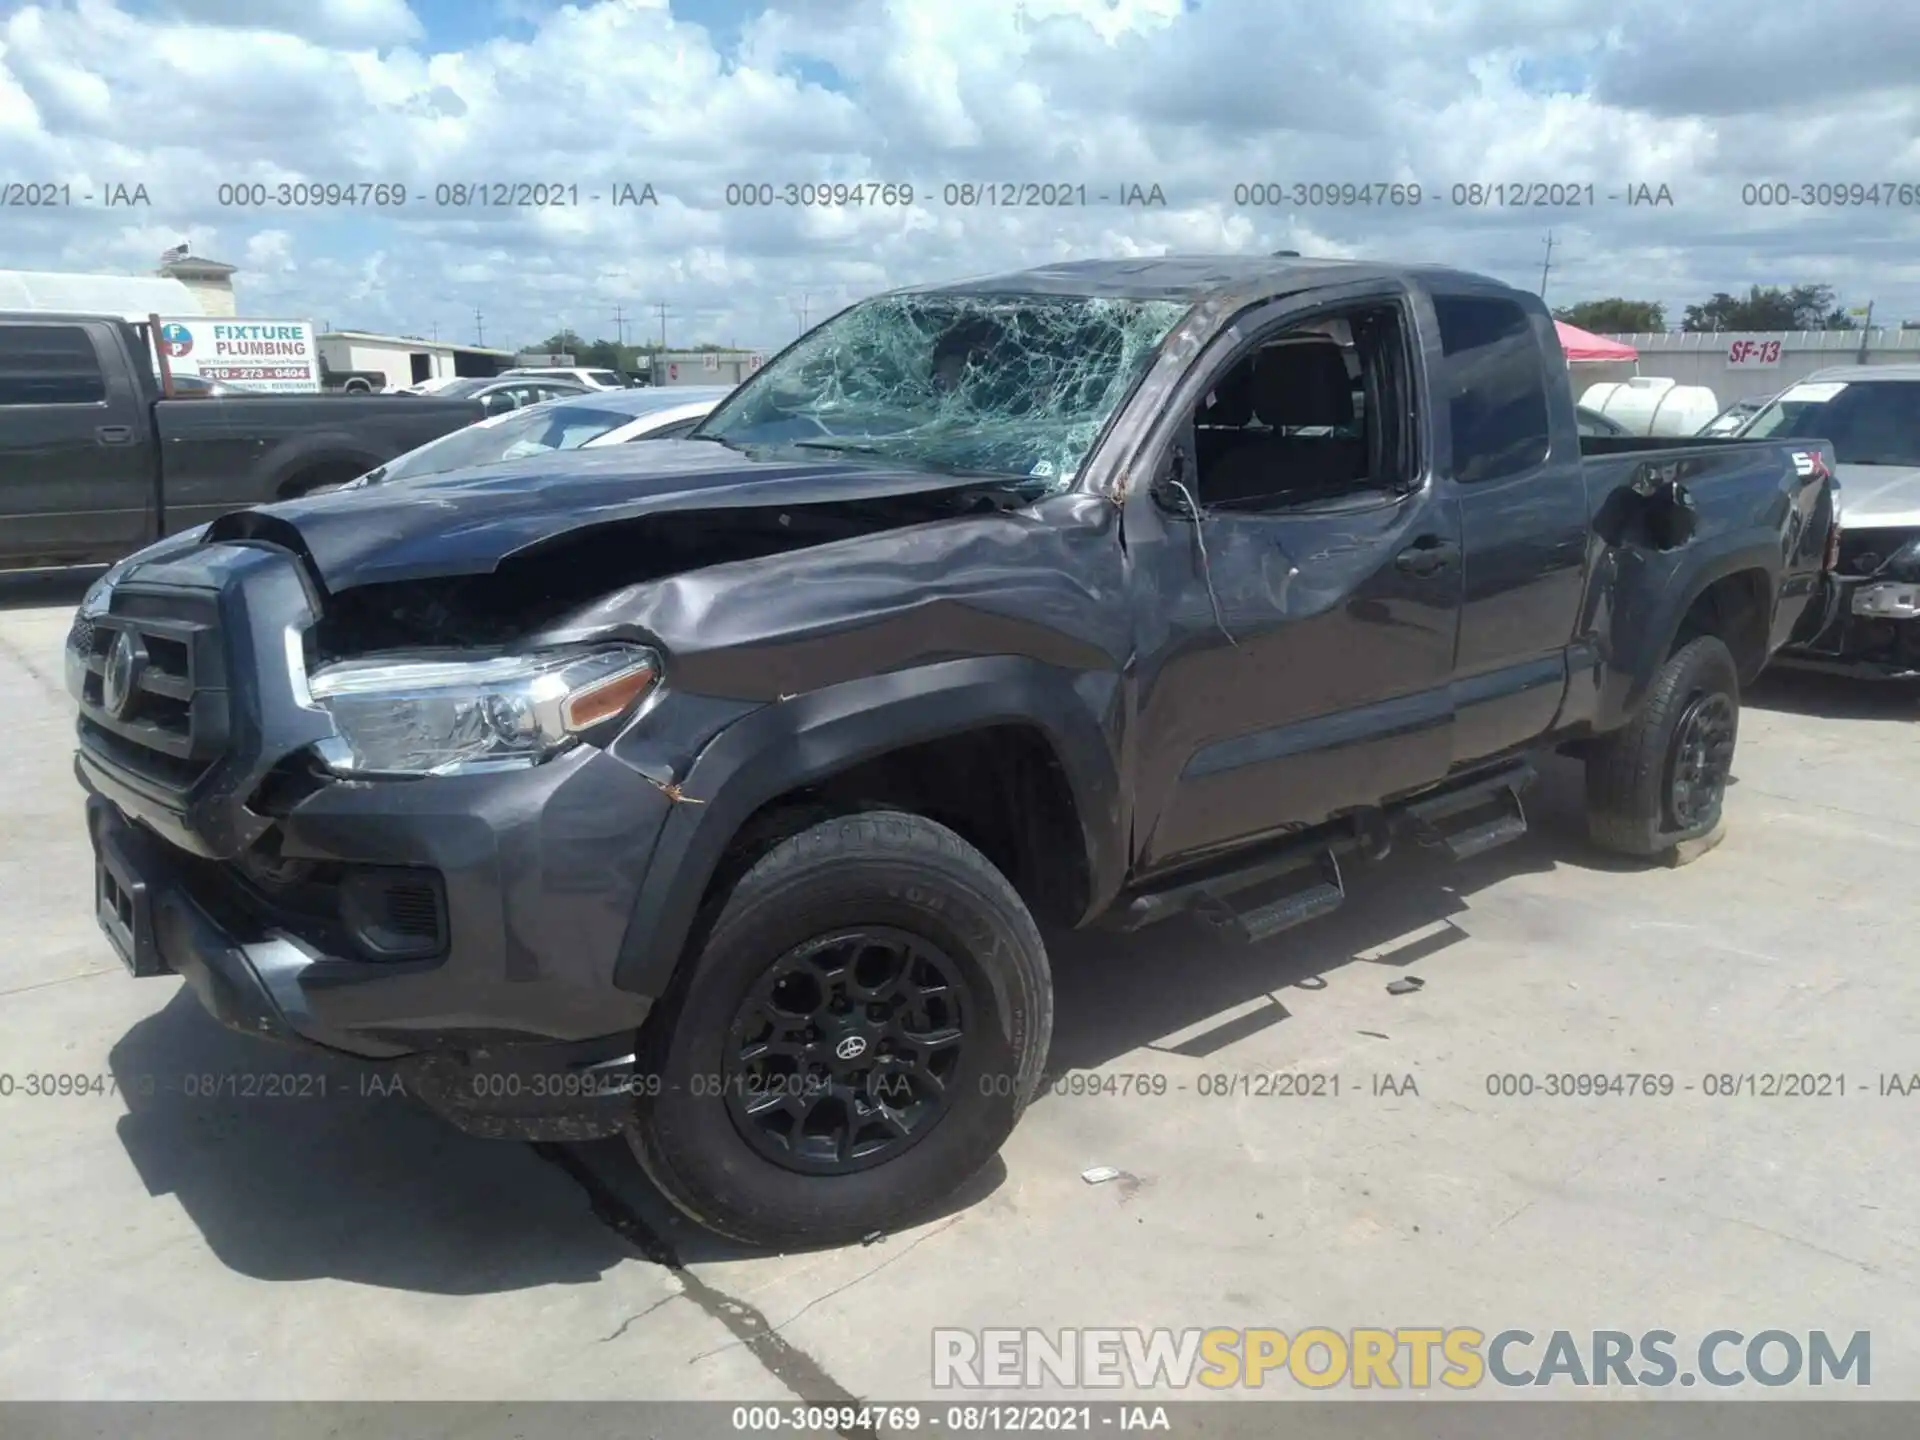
[1404,760,1534,862]
[1194,849,1346,945]
[1109,759,1536,943]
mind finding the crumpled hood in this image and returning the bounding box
[1836,464,1920,530]
[200,440,1012,589]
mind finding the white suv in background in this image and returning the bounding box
[500,366,631,390]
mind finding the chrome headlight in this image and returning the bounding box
[308,643,661,777]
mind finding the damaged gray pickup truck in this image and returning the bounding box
[72,255,1839,1247]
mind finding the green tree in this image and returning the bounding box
[1553,298,1666,332]
[524,332,656,374]
[531,329,591,358]
[1682,284,1854,331]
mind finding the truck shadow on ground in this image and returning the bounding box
[1042,750,1616,1076]
[107,991,1006,1285]
[104,751,1667,1282]
[1747,667,1919,721]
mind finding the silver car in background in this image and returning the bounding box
[339,384,735,489]
[1748,367,1920,678]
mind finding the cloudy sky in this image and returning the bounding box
[4,0,1918,352]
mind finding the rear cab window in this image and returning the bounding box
[1431,294,1552,483]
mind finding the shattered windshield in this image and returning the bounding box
[692,291,1191,490]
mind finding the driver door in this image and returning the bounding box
[1124,288,1465,876]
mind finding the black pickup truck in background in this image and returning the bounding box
[72,256,1839,1248]
[0,312,484,571]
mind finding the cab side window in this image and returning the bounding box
[1188,304,1413,511]
[0,324,108,406]
[1432,295,1551,483]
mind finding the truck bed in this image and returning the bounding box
[151,392,483,533]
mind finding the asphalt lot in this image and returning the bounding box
[2,571,1917,1406]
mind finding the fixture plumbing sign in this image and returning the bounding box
[156,317,321,392]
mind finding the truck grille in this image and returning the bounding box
[70,587,231,794]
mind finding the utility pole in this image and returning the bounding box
[473,308,484,346]
[796,292,812,336]
[1856,300,1874,364]
[612,303,629,347]
[1538,232,1555,300]
[656,301,669,352]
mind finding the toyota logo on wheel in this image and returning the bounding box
[834,1036,868,1061]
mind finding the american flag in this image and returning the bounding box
[160,242,189,262]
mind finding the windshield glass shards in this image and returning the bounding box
[694,292,1191,491]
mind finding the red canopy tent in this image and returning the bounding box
[1555,320,1638,363]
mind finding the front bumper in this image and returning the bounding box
[82,741,676,1137]
[81,741,672,1051]
[1775,575,1920,680]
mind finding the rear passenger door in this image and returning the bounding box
[1426,289,1590,764]
[0,320,155,567]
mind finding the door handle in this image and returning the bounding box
[1395,538,1459,576]
[95,425,133,445]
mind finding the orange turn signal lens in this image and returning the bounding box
[560,659,659,731]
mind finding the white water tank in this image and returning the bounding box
[1579,377,1721,437]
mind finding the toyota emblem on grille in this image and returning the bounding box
[834,1036,868,1061]
[102,630,147,719]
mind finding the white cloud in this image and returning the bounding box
[1,0,1916,350]
[152,0,424,48]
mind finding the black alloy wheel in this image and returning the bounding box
[626,810,1052,1248]
[724,926,970,1174]
[1665,690,1737,831]
[1584,634,1742,857]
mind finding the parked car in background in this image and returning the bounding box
[1575,405,1628,437]
[317,358,387,394]
[1755,368,1920,678]
[469,376,592,413]
[1698,397,1769,438]
[72,255,1837,1248]
[501,366,631,390]
[0,311,484,570]
[340,384,734,489]
[393,376,470,396]
[387,375,591,409]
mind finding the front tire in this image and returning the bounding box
[628,811,1052,1248]
[1585,635,1741,857]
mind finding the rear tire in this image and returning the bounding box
[628,811,1052,1248]
[1585,635,1741,857]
